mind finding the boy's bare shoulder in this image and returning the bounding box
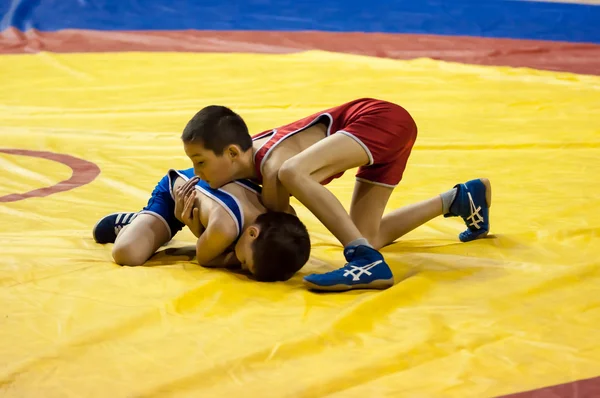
[206,205,239,237]
[219,180,258,198]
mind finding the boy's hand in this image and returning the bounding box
[181,186,204,237]
[174,176,199,223]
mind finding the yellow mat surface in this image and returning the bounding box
[1,51,600,397]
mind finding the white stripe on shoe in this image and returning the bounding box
[343,260,383,281]
[466,192,484,229]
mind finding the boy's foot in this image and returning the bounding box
[93,212,137,243]
[444,178,492,242]
[303,245,394,291]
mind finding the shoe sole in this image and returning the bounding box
[303,278,394,292]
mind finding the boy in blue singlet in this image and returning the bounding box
[93,168,311,282]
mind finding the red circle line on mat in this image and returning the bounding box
[0,149,101,203]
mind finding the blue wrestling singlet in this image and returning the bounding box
[139,168,261,239]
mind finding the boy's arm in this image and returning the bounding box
[201,250,240,268]
[195,212,239,267]
[261,166,293,213]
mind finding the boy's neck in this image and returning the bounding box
[232,147,258,180]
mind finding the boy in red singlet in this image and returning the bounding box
[180,98,492,291]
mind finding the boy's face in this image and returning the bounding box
[234,225,259,275]
[183,141,238,189]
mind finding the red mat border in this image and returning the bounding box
[2,28,599,75]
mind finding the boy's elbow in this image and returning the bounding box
[195,248,210,267]
[196,257,217,268]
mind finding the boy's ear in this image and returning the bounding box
[248,225,260,239]
[227,144,242,159]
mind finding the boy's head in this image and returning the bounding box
[181,105,252,188]
[235,212,311,282]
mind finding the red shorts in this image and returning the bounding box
[334,100,417,187]
[253,98,418,187]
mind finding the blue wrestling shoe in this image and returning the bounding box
[444,178,492,242]
[92,212,138,244]
[303,245,394,291]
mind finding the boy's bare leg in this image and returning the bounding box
[112,213,171,266]
[351,178,492,249]
[278,133,370,246]
[347,180,394,249]
[374,197,444,249]
[279,134,396,291]
[349,180,444,250]
[301,172,492,290]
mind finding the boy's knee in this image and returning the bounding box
[112,242,147,266]
[278,158,305,185]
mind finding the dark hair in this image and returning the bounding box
[251,212,311,282]
[181,105,252,155]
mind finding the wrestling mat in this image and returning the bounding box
[2,49,600,397]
